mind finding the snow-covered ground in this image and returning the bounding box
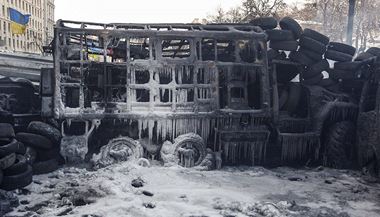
[6,163,380,217]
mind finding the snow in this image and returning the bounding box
[6,163,380,217]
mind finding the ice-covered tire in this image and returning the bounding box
[0,123,15,139]
[266,29,294,41]
[298,48,323,62]
[303,28,330,45]
[299,35,327,54]
[303,73,323,85]
[269,40,298,51]
[174,133,206,167]
[0,139,24,158]
[285,83,302,114]
[289,51,314,66]
[16,133,53,150]
[250,17,278,30]
[328,42,356,56]
[0,153,16,170]
[279,17,303,39]
[324,121,356,169]
[27,121,62,144]
[325,50,353,62]
[32,159,59,175]
[3,155,28,176]
[334,61,364,71]
[0,165,33,191]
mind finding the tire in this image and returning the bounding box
[16,133,53,150]
[305,59,329,78]
[319,78,337,87]
[3,155,28,176]
[298,48,323,62]
[276,64,299,83]
[366,47,380,57]
[328,69,357,80]
[279,17,303,39]
[324,121,356,169]
[0,139,23,158]
[266,29,294,41]
[36,148,61,162]
[0,123,15,139]
[278,89,289,110]
[269,40,298,51]
[328,42,356,56]
[174,133,206,167]
[32,159,59,175]
[303,28,330,45]
[299,35,327,54]
[25,147,37,165]
[303,73,323,85]
[267,49,280,61]
[250,17,278,30]
[334,61,364,71]
[0,153,16,170]
[289,51,314,66]
[0,165,33,191]
[304,67,322,80]
[285,83,302,114]
[27,121,62,144]
[355,52,375,61]
[0,111,14,125]
[325,50,353,62]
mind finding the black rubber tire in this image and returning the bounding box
[328,42,356,56]
[299,35,327,54]
[334,61,364,71]
[307,59,329,76]
[267,49,280,61]
[269,40,298,51]
[266,29,294,41]
[0,153,16,170]
[16,133,53,150]
[250,17,278,30]
[366,47,380,57]
[36,148,61,162]
[0,169,2,185]
[325,50,353,62]
[276,64,299,83]
[278,89,289,110]
[324,121,356,169]
[3,155,28,176]
[0,165,33,191]
[285,83,302,114]
[298,48,323,62]
[355,52,375,61]
[328,69,357,80]
[0,139,25,158]
[27,121,62,145]
[319,78,337,87]
[0,111,14,125]
[25,147,37,165]
[32,159,59,175]
[279,17,303,39]
[289,51,314,66]
[303,73,323,85]
[303,28,330,45]
[0,123,15,139]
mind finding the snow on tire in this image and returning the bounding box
[174,133,206,168]
[92,137,144,169]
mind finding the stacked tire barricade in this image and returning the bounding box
[252,16,379,98]
[0,76,63,214]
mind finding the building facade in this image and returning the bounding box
[0,0,54,54]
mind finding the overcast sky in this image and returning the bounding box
[55,0,305,23]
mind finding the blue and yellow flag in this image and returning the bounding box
[9,8,30,34]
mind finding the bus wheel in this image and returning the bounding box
[174,133,206,168]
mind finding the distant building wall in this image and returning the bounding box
[0,0,54,54]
